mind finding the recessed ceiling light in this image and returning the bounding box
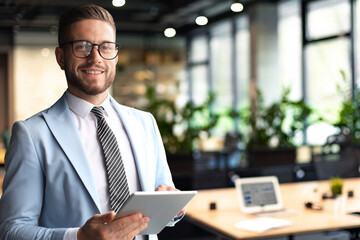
[41,48,50,57]
[164,28,176,38]
[195,16,208,26]
[231,2,244,12]
[112,0,126,7]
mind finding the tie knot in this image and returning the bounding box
[91,106,105,119]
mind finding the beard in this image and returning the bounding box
[64,63,115,96]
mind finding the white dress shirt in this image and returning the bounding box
[63,91,144,240]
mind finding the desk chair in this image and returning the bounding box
[259,164,297,183]
[313,146,360,180]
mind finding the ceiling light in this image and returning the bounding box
[41,48,50,58]
[164,28,176,38]
[112,0,126,7]
[231,2,244,12]
[195,16,208,26]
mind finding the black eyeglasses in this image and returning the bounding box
[60,40,120,60]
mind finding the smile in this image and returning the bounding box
[84,70,103,75]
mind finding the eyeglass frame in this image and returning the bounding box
[59,40,120,60]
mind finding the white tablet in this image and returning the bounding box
[115,191,197,235]
[235,176,283,214]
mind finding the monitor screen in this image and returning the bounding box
[241,181,278,207]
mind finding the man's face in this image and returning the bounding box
[56,19,118,99]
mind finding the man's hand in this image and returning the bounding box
[155,184,187,217]
[77,211,149,240]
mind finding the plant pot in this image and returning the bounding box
[333,194,347,214]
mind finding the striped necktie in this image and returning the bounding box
[91,106,130,212]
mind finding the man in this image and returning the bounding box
[0,4,184,240]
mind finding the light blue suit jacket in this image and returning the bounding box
[0,94,176,240]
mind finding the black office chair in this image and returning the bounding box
[313,145,360,180]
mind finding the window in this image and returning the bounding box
[210,20,233,112]
[235,15,250,110]
[189,35,209,105]
[186,0,357,148]
[187,16,252,136]
[190,65,208,105]
[305,0,352,145]
[307,0,350,40]
[278,0,302,101]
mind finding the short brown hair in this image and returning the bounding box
[58,4,116,45]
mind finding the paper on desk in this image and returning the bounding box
[235,217,291,233]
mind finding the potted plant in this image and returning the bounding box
[329,177,346,214]
[142,86,224,175]
[239,88,313,167]
[144,86,220,154]
[333,70,360,145]
[329,177,344,197]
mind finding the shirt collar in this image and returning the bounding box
[65,91,112,119]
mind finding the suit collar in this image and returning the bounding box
[65,91,94,119]
[65,91,113,119]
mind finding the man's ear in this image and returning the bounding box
[55,47,65,70]
[115,55,118,65]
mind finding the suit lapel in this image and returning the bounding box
[110,97,152,191]
[43,95,102,212]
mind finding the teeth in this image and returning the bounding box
[85,71,102,74]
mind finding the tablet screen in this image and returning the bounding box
[241,181,278,207]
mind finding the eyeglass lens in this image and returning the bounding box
[72,41,118,60]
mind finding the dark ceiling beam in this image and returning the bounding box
[34,0,169,10]
[0,0,280,35]
[176,0,278,34]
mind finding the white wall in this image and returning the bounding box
[12,32,185,121]
[13,32,67,121]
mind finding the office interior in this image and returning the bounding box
[1,0,360,239]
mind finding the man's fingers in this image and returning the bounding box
[125,216,149,238]
[113,212,142,227]
[155,184,165,191]
[100,211,116,224]
[112,213,150,238]
[88,212,115,224]
[78,212,149,240]
[178,208,186,216]
[113,212,149,230]
[155,184,178,191]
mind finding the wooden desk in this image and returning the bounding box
[0,148,5,195]
[186,178,360,239]
[0,148,5,165]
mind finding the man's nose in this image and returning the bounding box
[87,45,102,62]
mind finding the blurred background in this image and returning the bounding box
[1,0,360,238]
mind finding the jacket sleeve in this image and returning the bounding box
[0,121,66,240]
[147,113,185,226]
[146,113,174,189]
